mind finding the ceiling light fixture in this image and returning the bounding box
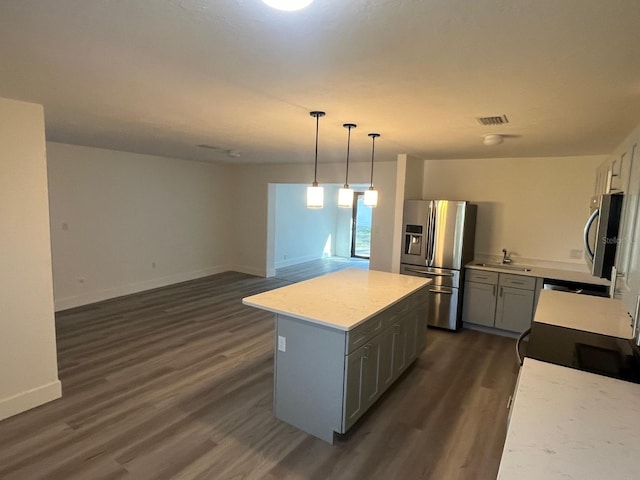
[338,123,357,208]
[483,134,504,146]
[262,0,314,11]
[364,133,380,207]
[307,111,325,209]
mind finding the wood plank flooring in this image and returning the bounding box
[274,257,369,283]
[0,261,518,480]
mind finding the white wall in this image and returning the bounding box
[0,98,61,421]
[391,154,425,272]
[47,143,232,310]
[274,184,338,268]
[231,160,398,276]
[422,155,606,266]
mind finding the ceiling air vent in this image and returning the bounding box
[476,115,509,126]
[196,144,224,151]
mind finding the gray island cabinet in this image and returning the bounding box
[242,268,430,444]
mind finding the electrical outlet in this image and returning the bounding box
[570,249,582,259]
[278,335,286,352]
[61,223,68,231]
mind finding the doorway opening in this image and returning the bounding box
[351,192,372,259]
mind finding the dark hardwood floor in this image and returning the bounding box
[274,256,369,283]
[0,260,518,480]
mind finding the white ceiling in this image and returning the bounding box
[1,0,640,164]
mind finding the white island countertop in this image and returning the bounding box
[534,289,633,339]
[498,358,640,480]
[242,268,430,331]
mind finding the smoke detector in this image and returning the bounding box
[483,134,504,146]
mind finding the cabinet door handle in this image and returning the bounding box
[492,285,496,296]
[500,286,504,297]
[511,281,524,285]
[507,395,513,410]
[363,345,370,359]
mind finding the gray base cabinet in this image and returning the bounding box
[463,270,537,333]
[495,286,535,332]
[274,287,429,443]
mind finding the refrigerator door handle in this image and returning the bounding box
[583,208,599,262]
[428,201,437,266]
[429,288,453,294]
[425,202,434,265]
[403,267,453,276]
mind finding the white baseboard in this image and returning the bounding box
[274,254,322,269]
[54,265,231,311]
[0,380,62,422]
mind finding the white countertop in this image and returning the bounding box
[467,262,610,286]
[498,358,640,480]
[534,289,633,339]
[242,268,430,331]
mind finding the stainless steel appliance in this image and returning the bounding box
[584,194,623,279]
[400,200,477,330]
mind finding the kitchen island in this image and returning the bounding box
[242,268,431,443]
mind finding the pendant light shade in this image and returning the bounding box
[262,0,314,11]
[307,111,325,208]
[338,123,356,208]
[364,133,380,207]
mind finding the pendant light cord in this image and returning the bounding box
[309,111,325,186]
[314,114,319,185]
[345,126,351,186]
[343,123,356,187]
[369,135,376,187]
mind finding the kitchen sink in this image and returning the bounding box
[475,263,532,272]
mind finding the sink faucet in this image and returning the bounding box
[502,249,512,264]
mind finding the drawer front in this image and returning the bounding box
[346,316,385,354]
[499,273,536,290]
[466,269,499,285]
[346,288,428,354]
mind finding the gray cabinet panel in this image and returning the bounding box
[379,327,395,390]
[274,315,345,443]
[404,314,419,364]
[343,347,366,430]
[467,269,499,284]
[362,336,383,406]
[495,286,535,333]
[392,322,407,376]
[462,281,497,327]
[463,270,538,333]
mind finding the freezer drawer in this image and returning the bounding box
[427,286,460,330]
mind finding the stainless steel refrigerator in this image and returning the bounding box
[400,200,477,330]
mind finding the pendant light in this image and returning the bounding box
[338,123,356,208]
[262,0,314,11]
[364,133,380,207]
[307,111,326,208]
